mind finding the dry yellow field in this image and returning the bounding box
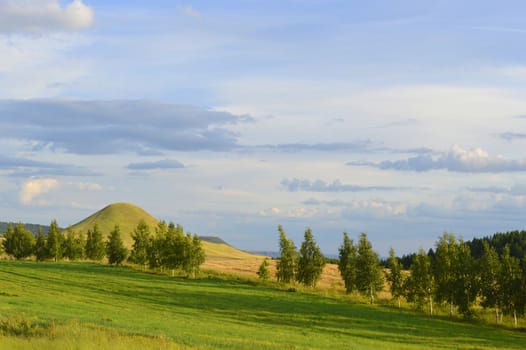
[201,241,392,299]
[201,242,345,291]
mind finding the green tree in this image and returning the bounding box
[296,228,325,287]
[433,232,459,317]
[405,248,434,315]
[46,220,64,261]
[148,221,168,270]
[3,223,35,260]
[63,228,85,261]
[454,240,478,317]
[106,225,128,266]
[85,224,105,261]
[386,247,405,308]
[129,219,151,269]
[183,234,205,278]
[338,231,357,293]
[499,245,523,327]
[257,258,270,281]
[479,241,502,323]
[34,227,48,261]
[162,223,186,275]
[276,225,297,284]
[355,233,384,304]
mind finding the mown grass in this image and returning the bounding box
[0,260,525,349]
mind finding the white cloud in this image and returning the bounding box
[351,145,526,173]
[76,182,101,191]
[259,207,281,216]
[20,178,58,205]
[0,0,94,33]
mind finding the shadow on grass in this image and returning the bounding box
[1,260,525,349]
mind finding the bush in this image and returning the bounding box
[0,315,50,337]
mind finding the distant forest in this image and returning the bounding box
[0,222,53,236]
[397,230,526,269]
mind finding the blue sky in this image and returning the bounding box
[1,0,526,255]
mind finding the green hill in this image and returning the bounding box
[68,202,159,246]
[68,202,259,259]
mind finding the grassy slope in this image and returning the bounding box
[67,203,261,262]
[68,203,159,245]
[1,261,525,350]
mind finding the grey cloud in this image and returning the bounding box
[467,185,526,195]
[374,118,419,129]
[262,141,373,153]
[500,132,526,141]
[281,178,411,192]
[0,99,250,155]
[127,159,185,170]
[0,154,98,177]
[349,145,526,173]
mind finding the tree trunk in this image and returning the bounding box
[397,295,401,309]
[430,296,433,316]
[514,310,518,328]
[495,307,499,324]
[370,286,374,304]
[171,269,175,277]
[450,301,454,317]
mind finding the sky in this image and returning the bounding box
[1,0,526,256]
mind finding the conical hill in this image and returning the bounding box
[68,202,158,246]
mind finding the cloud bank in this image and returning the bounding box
[127,159,185,170]
[0,154,97,177]
[0,99,249,155]
[0,0,94,33]
[281,178,409,192]
[349,145,526,173]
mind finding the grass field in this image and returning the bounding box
[1,261,526,349]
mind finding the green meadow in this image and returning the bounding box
[0,260,525,349]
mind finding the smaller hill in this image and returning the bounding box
[68,203,158,245]
[199,236,230,245]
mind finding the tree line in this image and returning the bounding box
[1,219,205,278]
[395,229,526,269]
[265,227,526,327]
[342,231,526,327]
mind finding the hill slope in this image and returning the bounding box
[68,202,158,245]
[1,261,525,349]
[68,202,261,260]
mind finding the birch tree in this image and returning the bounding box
[434,232,458,317]
[296,228,325,287]
[386,247,405,308]
[355,233,384,304]
[276,225,297,284]
[129,219,151,269]
[499,245,523,327]
[479,241,502,323]
[405,248,434,315]
[338,232,357,293]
